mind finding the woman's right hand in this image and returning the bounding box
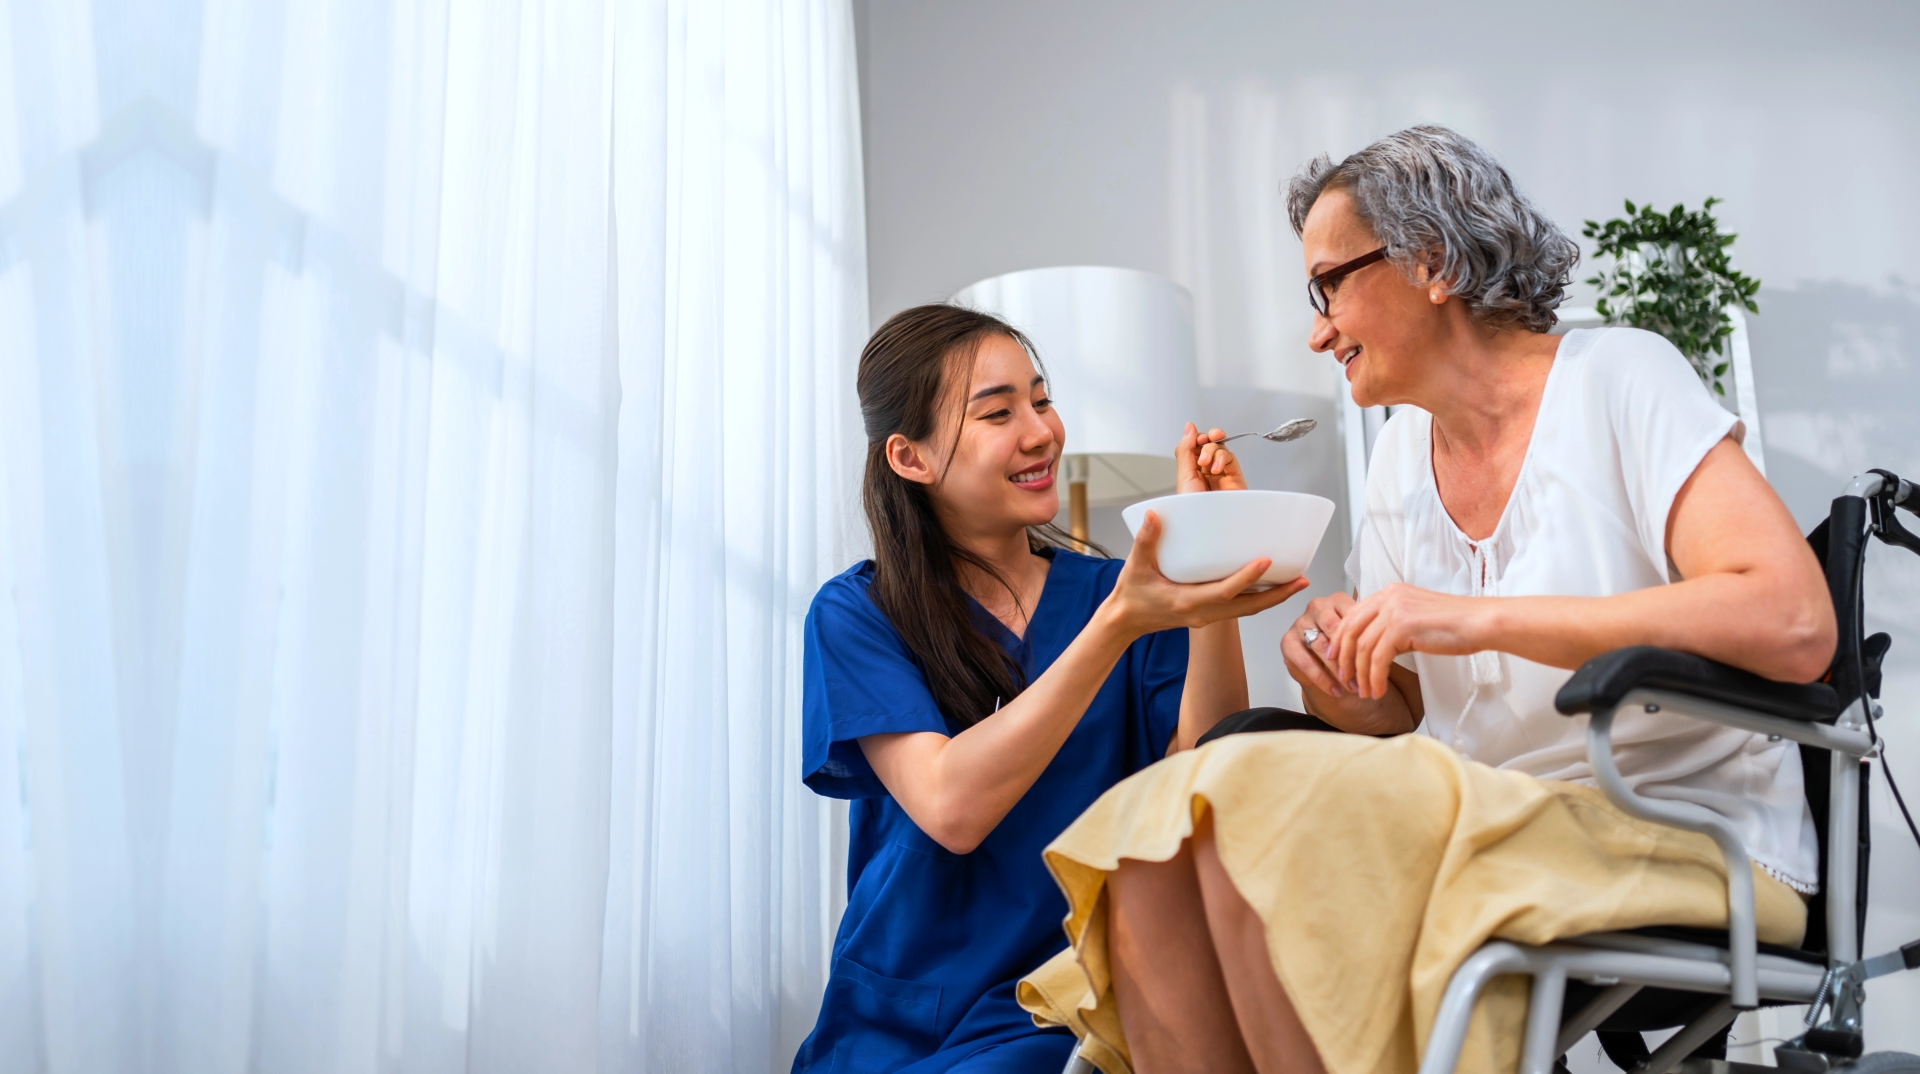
[1103,509,1304,637]
[1175,422,1248,493]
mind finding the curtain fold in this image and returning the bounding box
[605,0,865,1070]
[0,0,866,1071]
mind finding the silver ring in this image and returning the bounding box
[1301,627,1321,645]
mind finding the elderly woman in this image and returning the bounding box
[1014,126,1835,1074]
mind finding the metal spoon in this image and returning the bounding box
[1213,418,1317,445]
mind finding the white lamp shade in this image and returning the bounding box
[953,266,1200,505]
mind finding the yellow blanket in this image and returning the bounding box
[1017,731,1806,1074]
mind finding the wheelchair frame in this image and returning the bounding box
[1416,683,1870,1074]
[1419,470,1919,1074]
[1060,471,1920,1074]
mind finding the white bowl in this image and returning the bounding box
[1121,490,1335,589]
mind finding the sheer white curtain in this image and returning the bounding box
[0,1,865,1072]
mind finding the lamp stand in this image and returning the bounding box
[1065,455,1091,548]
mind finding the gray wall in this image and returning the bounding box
[856,0,1920,1051]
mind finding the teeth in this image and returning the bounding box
[1012,467,1048,482]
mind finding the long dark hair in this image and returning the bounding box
[858,304,1100,729]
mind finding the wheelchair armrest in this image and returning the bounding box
[1555,646,1841,722]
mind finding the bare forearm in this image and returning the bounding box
[864,521,1305,854]
[1475,573,1834,681]
[1171,621,1250,752]
[1464,439,1835,680]
[864,604,1136,852]
[1328,439,1838,701]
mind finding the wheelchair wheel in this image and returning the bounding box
[1836,1053,1920,1073]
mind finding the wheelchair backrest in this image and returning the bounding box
[1798,495,1882,958]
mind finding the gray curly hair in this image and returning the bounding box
[1286,126,1578,333]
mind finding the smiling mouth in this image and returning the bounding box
[1339,345,1363,367]
[1011,460,1055,488]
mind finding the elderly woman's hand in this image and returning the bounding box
[1175,423,1247,493]
[1280,592,1355,697]
[1325,583,1488,699]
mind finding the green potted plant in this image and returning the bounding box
[1582,198,1761,396]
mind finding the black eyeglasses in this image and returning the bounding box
[1307,247,1388,316]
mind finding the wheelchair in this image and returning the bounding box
[1063,470,1920,1074]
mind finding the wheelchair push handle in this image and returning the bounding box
[1843,468,1920,508]
[1831,470,1920,563]
[1847,469,1910,503]
[1868,469,1918,513]
[1854,470,1920,558]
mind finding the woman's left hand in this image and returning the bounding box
[1105,510,1305,636]
[1175,423,1248,493]
[1326,583,1490,699]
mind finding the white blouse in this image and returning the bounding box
[1349,327,1818,890]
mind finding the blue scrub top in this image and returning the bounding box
[792,548,1187,1074]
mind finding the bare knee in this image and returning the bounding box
[1191,815,1238,905]
[1110,837,1201,920]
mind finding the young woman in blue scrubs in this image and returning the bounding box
[791,304,1306,1073]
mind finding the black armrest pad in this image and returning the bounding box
[1554,646,1841,722]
